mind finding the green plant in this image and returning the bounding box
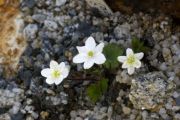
[103,43,124,70]
[131,37,150,53]
[87,78,108,103]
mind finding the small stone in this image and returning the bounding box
[150,113,159,119]
[172,106,180,111]
[116,70,132,85]
[32,14,46,23]
[26,115,34,120]
[77,110,85,117]
[100,107,107,112]
[160,21,168,30]
[130,114,136,120]
[159,108,166,114]
[24,24,38,39]
[175,113,180,119]
[70,110,77,118]
[68,9,77,17]
[122,106,131,115]
[175,96,180,106]
[0,113,11,120]
[23,0,36,8]
[40,111,49,119]
[94,32,104,43]
[114,23,130,39]
[85,110,92,116]
[160,114,170,119]
[44,20,58,31]
[173,91,179,98]
[59,114,65,120]
[141,111,148,120]
[11,112,24,120]
[165,103,173,110]
[107,106,113,119]
[162,48,172,64]
[47,96,61,105]
[85,0,113,16]
[56,0,66,6]
[26,99,33,105]
[75,117,83,120]
[9,102,21,114]
[31,111,39,119]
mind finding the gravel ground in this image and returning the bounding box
[0,0,180,120]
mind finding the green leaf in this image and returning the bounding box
[131,37,150,53]
[98,78,108,93]
[87,84,101,103]
[103,43,124,70]
[87,78,108,103]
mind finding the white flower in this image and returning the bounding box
[117,48,144,75]
[41,60,69,85]
[73,36,106,69]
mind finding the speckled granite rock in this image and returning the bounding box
[129,72,175,110]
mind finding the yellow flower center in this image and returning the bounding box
[88,51,94,57]
[51,70,61,78]
[127,55,136,65]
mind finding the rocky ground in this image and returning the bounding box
[0,0,180,120]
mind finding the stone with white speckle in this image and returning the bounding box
[44,20,58,31]
[56,0,66,6]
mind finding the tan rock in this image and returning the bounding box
[40,111,49,119]
[0,1,26,77]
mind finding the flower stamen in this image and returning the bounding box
[88,51,94,57]
[127,55,135,64]
[52,70,61,78]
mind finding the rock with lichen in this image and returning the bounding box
[129,72,175,110]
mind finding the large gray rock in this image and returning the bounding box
[129,72,175,110]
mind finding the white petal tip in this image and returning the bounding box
[117,56,127,63]
[126,48,134,56]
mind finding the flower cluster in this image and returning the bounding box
[41,36,144,85]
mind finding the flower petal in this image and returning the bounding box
[126,48,134,56]
[117,56,127,63]
[41,68,51,78]
[46,78,54,85]
[77,46,88,54]
[50,60,59,69]
[54,77,64,85]
[95,43,104,53]
[73,54,87,63]
[122,62,128,68]
[83,60,94,69]
[59,62,65,69]
[94,53,106,64]
[127,67,135,75]
[134,60,141,68]
[62,67,69,78]
[135,52,144,60]
[85,36,96,50]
